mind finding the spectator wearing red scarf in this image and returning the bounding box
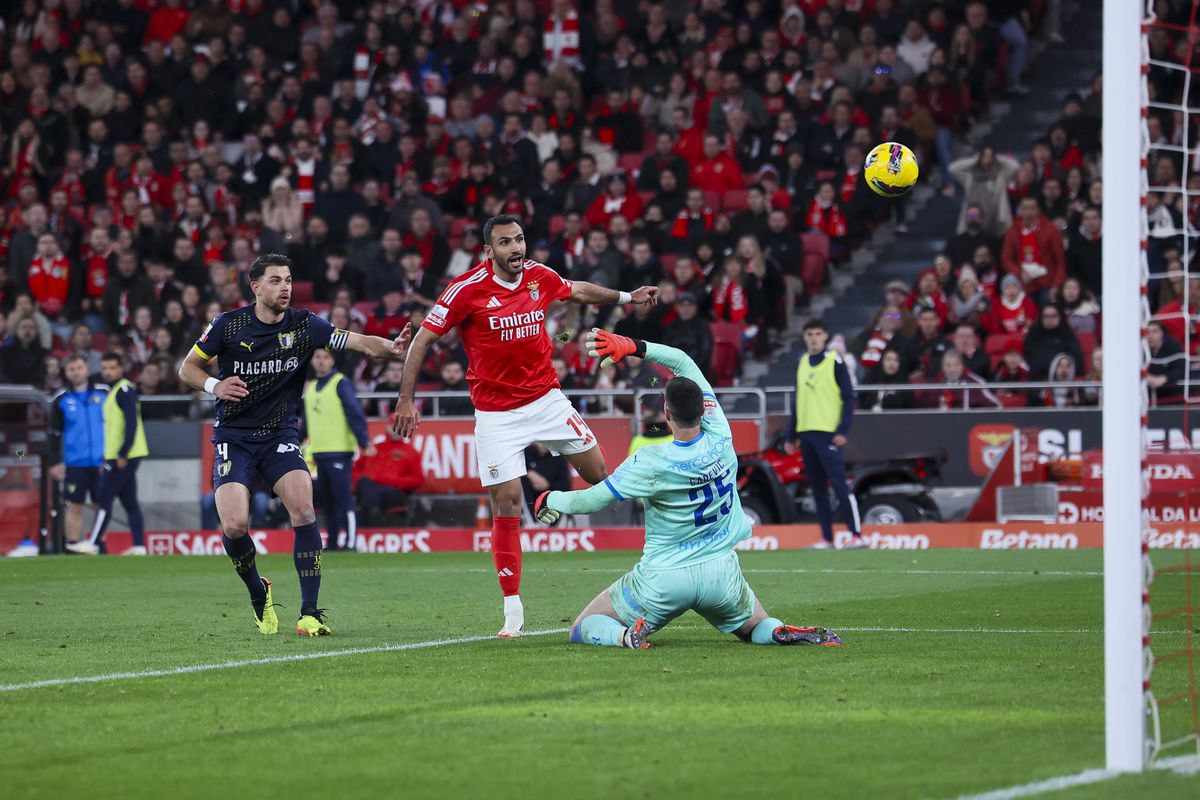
[905,269,950,325]
[27,232,71,316]
[82,228,114,317]
[669,190,716,245]
[400,209,449,278]
[983,274,1038,336]
[1002,197,1065,300]
[711,258,750,325]
[7,120,42,200]
[805,181,849,260]
[586,172,643,231]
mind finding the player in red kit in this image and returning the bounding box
[392,214,658,637]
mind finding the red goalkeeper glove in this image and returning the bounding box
[533,491,560,524]
[586,328,646,368]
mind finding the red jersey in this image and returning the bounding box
[423,261,573,412]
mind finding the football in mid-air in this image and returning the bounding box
[864,142,919,197]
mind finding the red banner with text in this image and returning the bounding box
[102,521,1200,556]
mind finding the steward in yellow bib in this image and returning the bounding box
[303,348,374,550]
[71,352,147,555]
[790,319,863,549]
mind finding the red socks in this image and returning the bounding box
[491,516,522,596]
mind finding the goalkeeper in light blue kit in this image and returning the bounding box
[534,330,843,650]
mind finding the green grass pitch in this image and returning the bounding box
[2,550,1197,799]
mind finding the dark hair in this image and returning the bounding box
[665,377,704,428]
[249,253,293,282]
[802,318,827,332]
[483,214,522,246]
[101,351,125,367]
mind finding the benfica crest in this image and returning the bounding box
[278,331,296,349]
[527,280,540,301]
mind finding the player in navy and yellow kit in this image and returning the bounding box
[179,254,410,636]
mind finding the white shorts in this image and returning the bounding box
[475,389,597,487]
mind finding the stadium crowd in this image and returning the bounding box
[849,0,1200,410]
[0,0,1171,415]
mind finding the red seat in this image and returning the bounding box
[703,191,721,212]
[291,280,314,304]
[91,332,108,352]
[449,216,471,238]
[709,321,745,387]
[637,190,655,207]
[722,190,749,213]
[986,332,1025,357]
[659,253,677,274]
[997,391,1029,408]
[1076,331,1097,363]
[710,321,745,351]
[548,214,566,237]
[800,233,830,297]
[619,153,643,177]
[353,301,376,318]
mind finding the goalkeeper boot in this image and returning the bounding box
[772,625,842,646]
[297,608,332,636]
[622,618,651,650]
[252,577,279,635]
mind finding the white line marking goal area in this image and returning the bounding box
[950,768,1118,800]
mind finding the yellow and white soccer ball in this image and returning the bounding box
[863,142,919,197]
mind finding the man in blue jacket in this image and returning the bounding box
[49,354,108,550]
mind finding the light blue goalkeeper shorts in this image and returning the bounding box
[607,551,757,634]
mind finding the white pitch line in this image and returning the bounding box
[7,623,1184,695]
[951,768,1117,800]
[740,568,1103,577]
[374,567,1105,577]
[838,626,1100,635]
[0,627,569,694]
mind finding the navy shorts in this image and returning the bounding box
[213,432,309,493]
[64,466,102,504]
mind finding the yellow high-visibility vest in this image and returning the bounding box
[794,353,842,434]
[303,372,357,454]
[103,378,148,460]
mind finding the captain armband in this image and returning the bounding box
[328,329,350,352]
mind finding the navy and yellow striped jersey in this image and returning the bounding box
[192,305,347,440]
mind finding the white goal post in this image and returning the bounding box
[1102,0,1146,774]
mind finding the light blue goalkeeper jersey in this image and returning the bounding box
[546,343,751,568]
